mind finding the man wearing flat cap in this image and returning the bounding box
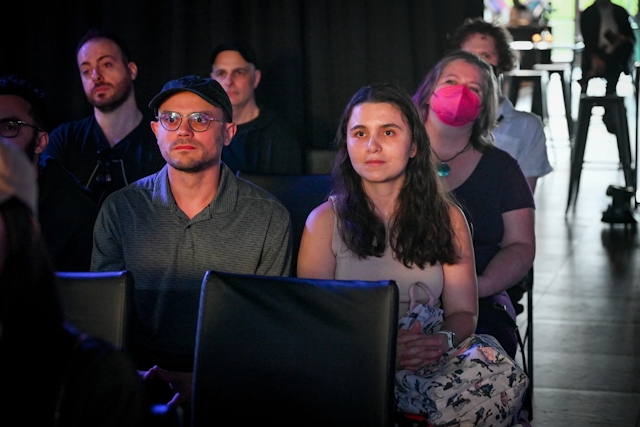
[210,39,303,174]
[91,75,293,416]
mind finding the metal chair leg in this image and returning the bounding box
[567,98,593,212]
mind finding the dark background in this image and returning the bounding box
[2,0,482,152]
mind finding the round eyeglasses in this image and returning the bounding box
[0,119,44,138]
[157,112,226,133]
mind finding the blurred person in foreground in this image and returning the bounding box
[0,140,149,426]
[0,73,98,271]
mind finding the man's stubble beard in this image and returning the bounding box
[88,78,134,114]
[163,139,222,174]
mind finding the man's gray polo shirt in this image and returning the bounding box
[91,163,292,369]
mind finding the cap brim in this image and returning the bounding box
[148,88,230,121]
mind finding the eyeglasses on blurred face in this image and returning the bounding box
[0,119,44,138]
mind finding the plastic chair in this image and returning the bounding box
[55,270,134,348]
[236,172,332,276]
[191,271,399,427]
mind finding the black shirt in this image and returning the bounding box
[42,114,166,205]
[38,157,99,272]
[222,107,303,175]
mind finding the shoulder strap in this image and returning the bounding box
[408,281,437,311]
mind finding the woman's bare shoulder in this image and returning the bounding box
[305,199,335,229]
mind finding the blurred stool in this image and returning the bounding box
[533,62,574,138]
[566,94,633,212]
[505,69,548,123]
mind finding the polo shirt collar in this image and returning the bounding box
[497,96,516,121]
[151,162,239,217]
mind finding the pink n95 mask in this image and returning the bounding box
[430,85,481,127]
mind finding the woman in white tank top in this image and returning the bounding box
[297,83,477,372]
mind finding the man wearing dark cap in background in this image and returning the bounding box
[210,39,303,174]
[91,75,293,419]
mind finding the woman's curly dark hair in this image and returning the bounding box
[447,17,517,74]
[331,83,459,268]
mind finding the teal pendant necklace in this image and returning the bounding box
[434,141,472,177]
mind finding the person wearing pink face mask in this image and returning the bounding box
[413,50,535,358]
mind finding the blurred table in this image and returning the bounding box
[508,25,550,69]
[509,41,584,69]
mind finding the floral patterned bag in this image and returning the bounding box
[395,283,530,427]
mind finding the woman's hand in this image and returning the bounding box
[397,321,447,371]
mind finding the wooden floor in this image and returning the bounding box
[513,71,640,426]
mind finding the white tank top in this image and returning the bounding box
[330,199,444,319]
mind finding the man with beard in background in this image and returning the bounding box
[42,28,165,205]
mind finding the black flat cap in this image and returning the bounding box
[209,39,258,69]
[148,75,233,122]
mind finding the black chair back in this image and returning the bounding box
[55,270,134,349]
[191,271,399,426]
[236,172,332,275]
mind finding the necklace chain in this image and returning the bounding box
[433,140,472,163]
[433,141,472,178]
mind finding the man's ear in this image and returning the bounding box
[150,120,160,140]
[223,122,237,147]
[128,61,138,81]
[34,132,48,155]
[252,69,262,90]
